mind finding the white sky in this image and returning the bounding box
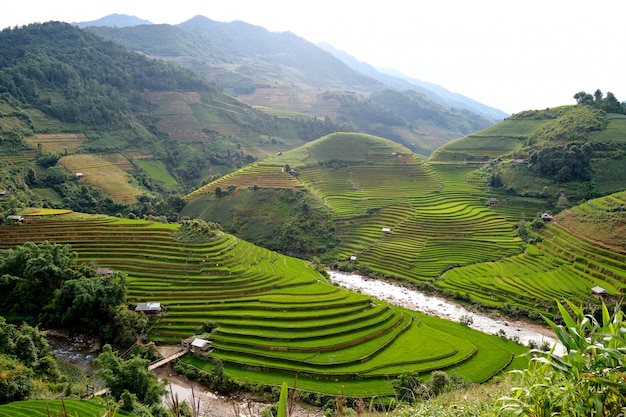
[3,0,624,114]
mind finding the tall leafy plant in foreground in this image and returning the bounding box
[499,300,626,416]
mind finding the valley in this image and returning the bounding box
[1,18,626,417]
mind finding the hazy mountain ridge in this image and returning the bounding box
[82,14,497,154]
[317,41,508,121]
[74,14,152,28]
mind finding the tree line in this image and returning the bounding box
[574,89,626,114]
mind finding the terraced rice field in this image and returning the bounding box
[437,193,626,310]
[186,163,303,200]
[298,156,521,282]
[0,400,133,417]
[0,212,525,396]
[58,153,141,203]
[24,133,87,154]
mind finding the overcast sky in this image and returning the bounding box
[3,0,624,114]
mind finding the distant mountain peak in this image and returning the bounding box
[74,14,152,28]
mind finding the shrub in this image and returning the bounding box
[499,301,626,416]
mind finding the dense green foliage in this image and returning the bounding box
[94,344,166,413]
[0,22,215,127]
[0,241,134,343]
[574,89,626,114]
[528,142,593,182]
[499,301,626,416]
[0,318,59,404]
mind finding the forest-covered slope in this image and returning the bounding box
[0,22,339,215]
[85,16,496,155]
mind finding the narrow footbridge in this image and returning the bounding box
[148,348,187,370]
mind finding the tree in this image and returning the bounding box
[51,272,127,334]
[0,241,77,322]
[94,344,166,407]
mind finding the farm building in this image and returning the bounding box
[349,256,358,262]
[0,190,8,198]
[7,215,24,223]
[76,172,84,179]
[591,286,608,298]
[381,227,391,235]
[541,213,553,222]
[191,338,211,353]
[135,302,162,316]
[97,267,115,275]
[182,337,212,354]
[487,197,500,207]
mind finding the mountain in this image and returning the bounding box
[317,41,508,121]
[74,13,152,28]
[0,22,337,213]
[84,15,497,154]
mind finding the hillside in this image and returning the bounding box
[84,15,497,155]
[0,211,526,396]
[0,22,338,213]
[430,104,626,203]
[183,131,626,320]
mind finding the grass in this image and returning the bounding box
[134,159,180,190]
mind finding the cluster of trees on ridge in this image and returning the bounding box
[574,89,626,114]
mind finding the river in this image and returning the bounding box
[327,270,564,356]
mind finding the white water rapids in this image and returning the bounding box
[328,270,565,356]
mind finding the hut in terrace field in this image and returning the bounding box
[349,256,358,262]
[7,215,24,223]
[487,197,500,207]
[182,337,212,354]
[541,213,553,222]
[591,286,608,298]
[381,227,391,235]
[191,338,211,353]
[97,267,115,275]
[0,190,8,198]
[135,302,162,317]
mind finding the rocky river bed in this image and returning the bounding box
[328,270,564,355]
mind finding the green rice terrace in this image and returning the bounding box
[182,131,626,318]
[437,191,626,312]
[0,211,527,396]
[187,133,527,283]
[0,399,133,417]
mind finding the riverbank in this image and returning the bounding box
[327,270,563,355]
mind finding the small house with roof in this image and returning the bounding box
[135,302,162,316]
[182,337,212,354]
[349,256,358,262]
[381,227,391,235]
[541,213,553,222]
[7,215,24,224]
[487,197,500,207]
[591,285,608,298]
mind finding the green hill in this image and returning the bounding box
[182,131,626,320]
[430,105,626,202]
